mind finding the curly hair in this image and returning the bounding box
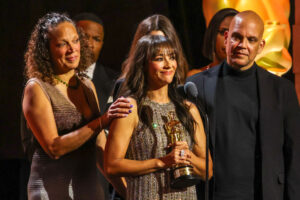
[121,14,188,84]
[120,35,195,137]
[24,12,93,84]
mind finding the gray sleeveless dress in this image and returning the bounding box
[125,97,197,200]
[25,78,105,200]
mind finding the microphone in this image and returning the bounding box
[184,81,198,100]
[183,82,208,120]
[177,82,198,100]
[183,81,210,200]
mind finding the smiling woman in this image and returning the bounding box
[48,22,81,73]
[104,35,213,200]
[147,48,177,89]
[22,12,130,199]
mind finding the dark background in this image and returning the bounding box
[0,0,295,199]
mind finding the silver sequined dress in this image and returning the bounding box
[125,97,197,200]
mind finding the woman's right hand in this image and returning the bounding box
[158,141,191,168]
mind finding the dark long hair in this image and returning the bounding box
[24,12,93,84]
[120,35,195,137]
[121,14,188,84]
[202,8,238,61]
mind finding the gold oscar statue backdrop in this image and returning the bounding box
[203,0,292,76]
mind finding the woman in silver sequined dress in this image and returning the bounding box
[104,35,213,200]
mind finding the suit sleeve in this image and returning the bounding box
[283,80,300,200]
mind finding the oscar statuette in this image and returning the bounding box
[164,111,201,189]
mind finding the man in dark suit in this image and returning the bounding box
[187,10,300,200]
[74,13,119,115]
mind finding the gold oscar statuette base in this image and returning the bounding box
[171,165,201,189]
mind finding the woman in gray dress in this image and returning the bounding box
[22,12,129,199]
[104,35,213,200]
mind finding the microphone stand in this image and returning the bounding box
[193,96,210,200]
[182,82,210,200]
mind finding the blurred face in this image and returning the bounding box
[49,22,80,73]
[215,16,234,63]
[76,20,104,62]
[225,16,265,70]
[148,48,177,88]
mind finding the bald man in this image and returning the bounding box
[187,10,300,200]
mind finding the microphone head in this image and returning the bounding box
[184,81,198,99]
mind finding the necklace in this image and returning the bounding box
[54,75,80,89]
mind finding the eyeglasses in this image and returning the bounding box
[217,28,228,35]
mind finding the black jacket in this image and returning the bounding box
[187,62,300,200]
[92,62,119,114]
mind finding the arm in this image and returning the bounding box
[96,130,127,199]
[22,81,102,159]
[90,79,130,198]
[104,98,190,177]
[22,80,132,160]
[185,102,213,180]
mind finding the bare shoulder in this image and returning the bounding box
[183,100,198,113]
[24,80,48,101]
[113,97,138,126]
[25,79,40,90]
[23,80,52,119]
[183,100,202,124]
[108,97,139,141]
